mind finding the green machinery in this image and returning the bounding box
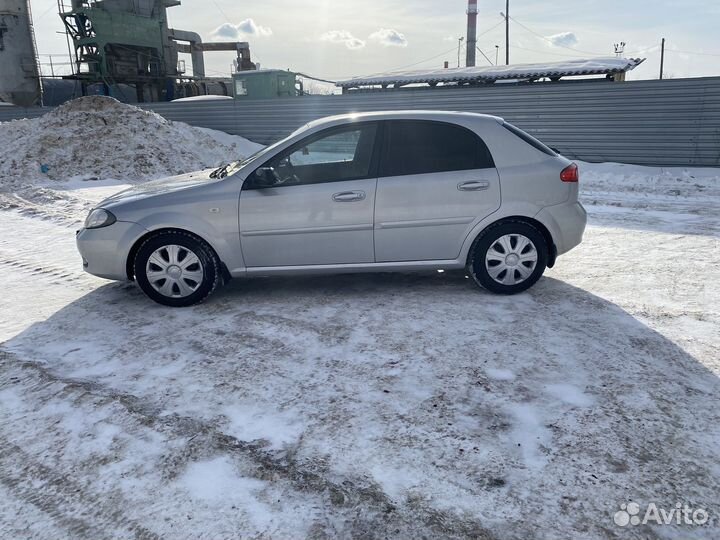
[58,0,255,102]
[232,69,303,100]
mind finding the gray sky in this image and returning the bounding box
[32,0,720,83]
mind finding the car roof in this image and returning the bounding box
[305,110,504,129]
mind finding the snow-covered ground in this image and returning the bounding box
[0,157,718,539]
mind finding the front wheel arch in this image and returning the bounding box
[126,227,230,282]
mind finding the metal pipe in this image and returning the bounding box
[168,28,205,78]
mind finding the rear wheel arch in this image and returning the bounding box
[466,216,556,268]
[126,228,229,282]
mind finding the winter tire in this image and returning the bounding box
[468,220,548,294]
[134,231,221,307]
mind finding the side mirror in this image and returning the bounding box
[253,166,279,187]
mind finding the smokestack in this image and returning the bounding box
[465,0,478,67]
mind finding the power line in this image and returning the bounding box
[296,73,337,85]
[623,44,660,55]
[208,0,231,23]
[361,19,507,76]
[667,49,720,57]
[199,19,506,82]
[473,19,506,44]
[354,45,460,78]
[508,16,607,56]
[508,44,593,58]
[36,2,60,20]
[506,15,666,59]
[476,47,495,66]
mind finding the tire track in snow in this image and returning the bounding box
[0,193,83,227]
[0,350,495,540]
[0,253,87,284]
[0,441,161,540]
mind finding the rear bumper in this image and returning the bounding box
[535,201,587,256]
[76,221,148,281]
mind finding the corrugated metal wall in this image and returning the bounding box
[2,77,719,166]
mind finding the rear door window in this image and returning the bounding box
[380,120,495,177]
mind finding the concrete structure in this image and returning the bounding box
[466,0,478,67]
[0,0,42,106]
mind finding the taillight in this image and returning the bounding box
[560,162,579,182]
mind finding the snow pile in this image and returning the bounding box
[578,161,719,233]
[580,160,720,199]
[0,96,262,188]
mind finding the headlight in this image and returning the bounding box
[84,208,117,229]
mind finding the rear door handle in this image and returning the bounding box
[458,181,491,191]
[332,190,366,202]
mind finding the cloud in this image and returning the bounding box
[319,30,365,50]
[546,32,578,48]
[212,18,272,39]
[369,28,408,47]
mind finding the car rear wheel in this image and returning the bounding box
[469,221,548,294]
[134,231,221,307]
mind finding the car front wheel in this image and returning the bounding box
[134,231,221,307]
[469,221,548,294]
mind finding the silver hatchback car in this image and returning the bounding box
[77,111,586,306]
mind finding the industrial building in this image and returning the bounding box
[57,0,256,102]
[231,69,303,100]
[1,0,263,105]
[0,0,42,106]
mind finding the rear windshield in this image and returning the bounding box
[502,122,557,157]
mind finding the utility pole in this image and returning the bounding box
[505,0,510,65]
[457,37,465,68]
[659,37,665,80]
[495,45,499,66]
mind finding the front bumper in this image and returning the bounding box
[76,221,148,281]
[535,201,587,256]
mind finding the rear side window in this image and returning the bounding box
[502,122,557,156]
[380,120,495,177]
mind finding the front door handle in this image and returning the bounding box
[458,180,491,191]
[332,190,366,202]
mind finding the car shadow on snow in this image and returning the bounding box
[2,272,719,538]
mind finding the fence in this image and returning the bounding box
[2,76,719,167]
